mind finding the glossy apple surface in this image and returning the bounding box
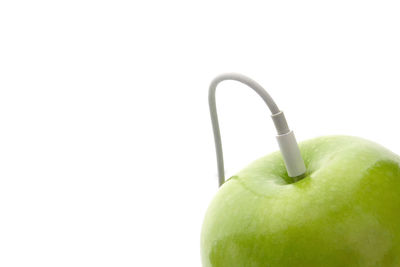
[201,136,400,266]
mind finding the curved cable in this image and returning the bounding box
[209,73,306,187]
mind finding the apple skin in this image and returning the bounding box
[201,136,400,267]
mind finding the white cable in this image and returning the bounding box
[209,73,306,187]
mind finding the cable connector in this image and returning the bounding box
[271,111,306,177]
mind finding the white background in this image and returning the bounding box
[1,1,400,266]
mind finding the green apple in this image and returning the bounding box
[201,135,400,266]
